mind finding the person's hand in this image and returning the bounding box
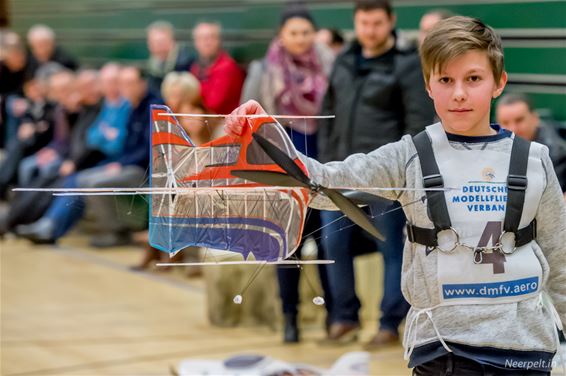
[224,100,267,136]
[36,148,57,166]
[59,160,75,176]
[101,123,119,141]
[17,123,35,140]
[105,162,122,174]
[10,98,29,117]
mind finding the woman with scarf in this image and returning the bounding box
[241,6,335,343]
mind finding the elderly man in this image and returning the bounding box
[146,21,193,96]
[497,93,566,193]
[26,24,78,75]
[190,22,244,114]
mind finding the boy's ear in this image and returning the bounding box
[425,82,433,99]
[493,71,508,99]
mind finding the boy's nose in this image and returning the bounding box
[452,83,467,102]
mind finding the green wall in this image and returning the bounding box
[8,0,566,121]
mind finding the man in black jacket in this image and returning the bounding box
[318,0,435,348]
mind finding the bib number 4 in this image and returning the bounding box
[476,221,506,274]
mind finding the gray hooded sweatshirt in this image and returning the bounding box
[301,124,566,372]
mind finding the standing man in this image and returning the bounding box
[145,21,193,97]
[318,0,435,348]
[190,22,244,114]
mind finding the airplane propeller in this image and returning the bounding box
[231,133,384,241]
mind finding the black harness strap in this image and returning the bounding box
[504,136,530,234]
[408,131,537,249]
[412,131,452,231]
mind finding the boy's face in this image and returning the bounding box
[426,50,507,136]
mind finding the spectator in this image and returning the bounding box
[84,66,159,248]
[131,71,208,271]
[497,93,566,192]
[15,63,131,243]
[0,31,29,145]
[315,28,345,56]
[317,0,435,348]
[146,21,194,96]
[418,9,454,47]
[18,69,80,187]
[0,31,28,96]
[0,70,103,235]
[0,63,62,200]
[241,5,335,343]
[160,71,202,113]
[190,22,244,114]
[26,24,78,75]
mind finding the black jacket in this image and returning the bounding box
[26,46,78,77]
[318,40,435,163]
[534,121,566,191]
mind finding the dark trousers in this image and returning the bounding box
[413,354,551,376]
[277,210,332,317]
[320,198,410,332]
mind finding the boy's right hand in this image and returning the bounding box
[224,100,267,136]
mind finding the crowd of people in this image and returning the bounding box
[1,0,565,354]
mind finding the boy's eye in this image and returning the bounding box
[439,77,451,84]
[468,75,482,82]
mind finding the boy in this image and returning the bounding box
[225,16,566,375]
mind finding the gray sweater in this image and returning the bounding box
[302,129,566,369]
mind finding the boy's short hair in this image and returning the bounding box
[354,0,392,17]
[420,16,504,85]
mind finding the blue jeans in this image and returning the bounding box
[44,173,85,239]
[320,198,410,333]
[18,154,62,186]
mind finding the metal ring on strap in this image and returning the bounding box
[435,227,460,253]
[497,231,517,254]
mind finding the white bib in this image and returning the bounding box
[424,123,546,306]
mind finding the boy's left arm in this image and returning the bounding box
[299,137,409,210]
[537,148,566,328]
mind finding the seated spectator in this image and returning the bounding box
[0,63,63,200]
[85,66,159,248]
[497,93,566,192]
[190,22,244,114]
[18,69,80,186]
[146,21,193,97]
[132,71,209,271]
[15,63,130,243]
[1,31,29,145]
[161,71,220,142]
[0,70,102,236]
[26,24,78,75]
